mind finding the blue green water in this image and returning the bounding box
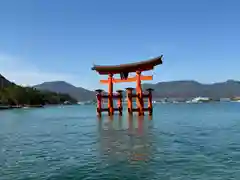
[1,103,240,179]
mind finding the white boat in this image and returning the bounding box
[187,97,210,103]
[77,101,94,105]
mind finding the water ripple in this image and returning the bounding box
[1,104,240,179]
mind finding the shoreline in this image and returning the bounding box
[0,104,44,110]
[0,103,78,111]
[1,101,239,111]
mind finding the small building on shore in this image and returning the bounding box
[220,98,231,102]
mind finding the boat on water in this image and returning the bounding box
[186,97,210,104]
[77,101,95,105]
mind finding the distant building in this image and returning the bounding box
[220,98,231,102]
[231,97,240,102]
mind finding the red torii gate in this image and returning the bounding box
[91,55,163,117]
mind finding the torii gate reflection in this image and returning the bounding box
[97,115,154,163]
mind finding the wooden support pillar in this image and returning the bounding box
[95,89,103,117]
[126,87,134,115]
[108,74,114,116]
[116,90,123,116]
[136,71,144,116]
[146,88,154,116]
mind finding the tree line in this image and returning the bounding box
[0,85,77,106]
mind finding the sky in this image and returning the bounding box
[0,0,240,90]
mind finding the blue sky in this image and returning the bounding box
[0,0,239,90]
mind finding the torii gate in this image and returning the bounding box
[91,55,163,117]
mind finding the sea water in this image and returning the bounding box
[0,103,240,180]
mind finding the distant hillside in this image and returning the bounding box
[0,75,77,106]
[34,79,240,101]
[0,74,14,89]
[143,80,240,99]
[34,81,95,101]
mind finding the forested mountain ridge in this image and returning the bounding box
[0,74,77,106]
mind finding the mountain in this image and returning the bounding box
[34,81,95,101]
[0,75,77,106]
[143,80,240,99]
[34,80,240,101]
[0,74,14,89]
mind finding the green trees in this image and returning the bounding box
[0,85,77,106]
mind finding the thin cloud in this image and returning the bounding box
[0,53,77,86]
